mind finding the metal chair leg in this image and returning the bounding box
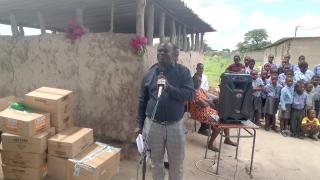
[204,125,212,158]
[235,128,241,159]
[249,129,257,175]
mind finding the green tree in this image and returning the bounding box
[203,40,213,52]
[237,29,271,52]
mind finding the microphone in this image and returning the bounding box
[157,72,166,98]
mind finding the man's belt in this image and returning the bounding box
[151,119,180,125]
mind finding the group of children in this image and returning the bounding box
[248,56,320,140]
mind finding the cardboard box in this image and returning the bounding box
[0,108,50,137]
[48,155,68,180]
[52,111,74,133]
[0,96,24,131]
[1,131,50,153]
[24,87,74,132]
[48,127,94,158]
[67,142,121,180]
[2,164,47,180]
[48,127,56,137]
[1,150,46,168]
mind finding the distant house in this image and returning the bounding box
[263,37,320,68]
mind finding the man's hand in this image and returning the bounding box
[134,128,142,137]
[158,74,170,90]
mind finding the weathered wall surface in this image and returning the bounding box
[0,33,202,142]
[243,50,264,61]
[263,37,320,69]
[144,46,204,75]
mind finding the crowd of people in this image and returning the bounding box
[188,54,320,153]
[224,54,320,139]
[135,42,320,180]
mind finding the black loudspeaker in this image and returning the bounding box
[219,73,253,123]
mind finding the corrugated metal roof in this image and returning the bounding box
[0,0,215,34]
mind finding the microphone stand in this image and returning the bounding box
[138,96,161,180]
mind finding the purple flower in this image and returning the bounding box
[65,20,85,42]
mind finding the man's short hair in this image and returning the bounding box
[158,41,174,51]
[197,63,203,68]
[299,55,305,60]
[249,59,255,63]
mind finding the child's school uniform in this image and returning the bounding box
[290,92,307,137]
[301,117,320,136]
[261,78,269,116]
[252,77,264,124]
[279,85,294,119]
[278,73,297,89]
[313,85,320,118]
[278,73,287,89]
[263,83,281,129]
[264,83,281,115]
[245,67,253,74]
[305,90,315,112]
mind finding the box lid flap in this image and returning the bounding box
[2,131,50,139]
[49,127,92,144]
[26,87,72,101]
[0,108,44,122]
[69,142,120,169]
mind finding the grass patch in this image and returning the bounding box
[203,56,263,87]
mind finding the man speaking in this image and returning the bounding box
[135,42,195,180]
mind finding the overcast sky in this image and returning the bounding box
[184,0,320,50]
[1,0,320,51]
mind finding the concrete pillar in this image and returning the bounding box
[187,37,190,51]
[76,8,84,27]
[200,33,205,52]
[195,33,200,51]
[183,25,187,51]
[37,12,46,35]
[178,24,181,49]
[136,0,146,36]
[18,25,24,36]
[109,2,115,33]
[170,18,176,44]
[191,33,194,51]
[10,12,19,37]
[146,1,154,45]
[159,11,165,43]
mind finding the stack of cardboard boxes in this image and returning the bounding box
[24,87,75,133]
[0,105,52,179]
[0,87,120,180]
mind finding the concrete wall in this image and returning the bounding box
[144,46,203,74]
[243,50,264,61]
[263,37,320,69]
[0,33,203,142]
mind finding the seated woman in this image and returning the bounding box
[189,74,237,152]
[301,109,320,140]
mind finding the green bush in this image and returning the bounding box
[204,56,263,87]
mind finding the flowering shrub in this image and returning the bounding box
[130,35,148,59]
[65,21,85,43]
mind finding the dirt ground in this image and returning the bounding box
[113,128,320,180]
[0,128,319,180]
